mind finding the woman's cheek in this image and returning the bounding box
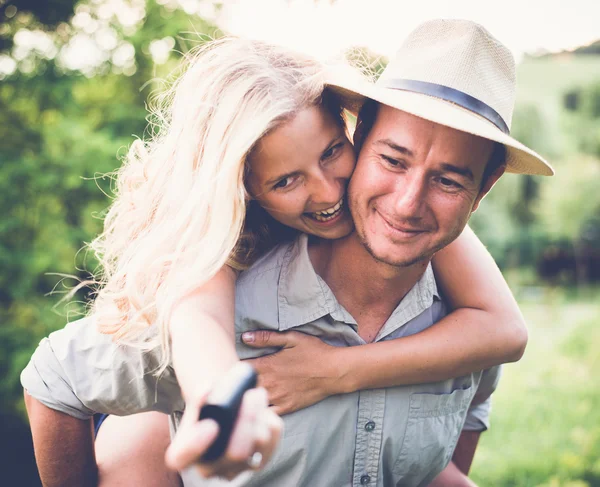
[336,150,356,178]
[270,193,305,220]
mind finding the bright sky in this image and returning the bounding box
[1,0,598,79]
[220,0,600,61]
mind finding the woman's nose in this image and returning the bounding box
[310,175,341,206]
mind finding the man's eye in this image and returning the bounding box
[439,177,461,189]
[322,142,344,161]
[381,155,402,167]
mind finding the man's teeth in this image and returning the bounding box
[311,199,344,221]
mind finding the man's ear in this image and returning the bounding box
[472,164,506,212]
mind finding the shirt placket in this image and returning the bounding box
[352,389,386,486]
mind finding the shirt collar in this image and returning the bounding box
[277,234,336,330]
[277,234,441,336]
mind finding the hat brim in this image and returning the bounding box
[326,75,554,177]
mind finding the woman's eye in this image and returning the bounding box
[273,176,298,191]
[273,178,290,190]
[322,142,344,161]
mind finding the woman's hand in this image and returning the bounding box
[165,368,283,481]
[241,331,344,415]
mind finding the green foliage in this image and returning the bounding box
[0,0,219,419]
[568,40,600,56]
[0,0,78,52]
[563,82,600,158]
[471,288,600,487]
[470,55,600,269]
[535,154,600,240]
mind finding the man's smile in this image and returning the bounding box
[374,208,429,240]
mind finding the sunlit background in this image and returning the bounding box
[1,1,599,486]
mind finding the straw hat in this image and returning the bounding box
[326,19,554,176]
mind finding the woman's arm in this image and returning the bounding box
[21,266,281,483]
[243,226,526,413]
[340,225,526,391]
[166,266,283,479]
[168,265,240,403]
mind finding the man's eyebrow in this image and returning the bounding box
[374,139,414,157]
[440,163,475,182]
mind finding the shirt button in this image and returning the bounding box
[364,421,376,431]
[360,474,371,484]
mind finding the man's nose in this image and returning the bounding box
[392,174,426,219]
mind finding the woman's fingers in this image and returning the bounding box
[251,409,283,470]
[166,386,281,481]
[225,387,268,462]
[164,417,219,472]
[197,387,280,480]
[242,331,297,349]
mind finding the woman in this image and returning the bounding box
[23,37,526,485]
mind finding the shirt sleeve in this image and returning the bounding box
[20,317,183,420]
[462,365,502,432]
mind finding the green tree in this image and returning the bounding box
[0,0,219,420]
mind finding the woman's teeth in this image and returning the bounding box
[310,198,344,222]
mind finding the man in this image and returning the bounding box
[171,19,553,486]
[23,19,553,487]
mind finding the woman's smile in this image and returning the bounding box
[305,196,345,222]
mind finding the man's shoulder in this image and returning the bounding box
[237,240,295,290]
[235,239,299,328]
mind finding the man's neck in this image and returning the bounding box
[308,233,430,343]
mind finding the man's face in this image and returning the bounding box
[348,105,500,267]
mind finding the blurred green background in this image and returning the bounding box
[0,1,599,486]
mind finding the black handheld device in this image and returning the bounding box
[198,363,258,462]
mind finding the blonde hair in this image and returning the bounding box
[88,37,353,372]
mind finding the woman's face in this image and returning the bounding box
[247,104,356,240]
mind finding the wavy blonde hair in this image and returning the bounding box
[88,37,358,372]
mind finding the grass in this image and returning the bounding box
[470,287,600,487]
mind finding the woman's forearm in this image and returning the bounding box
[337,307,524,393]
[171,314,239,402]
[169,265,240,403]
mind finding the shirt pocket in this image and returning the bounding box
[391,386,473,486]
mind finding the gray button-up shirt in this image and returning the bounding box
[22,234,499,487]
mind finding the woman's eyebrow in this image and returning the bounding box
[323,135,344,150]
[318,135,345,160]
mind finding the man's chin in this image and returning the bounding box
[362,239,431,268]
[376,253,431,268]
